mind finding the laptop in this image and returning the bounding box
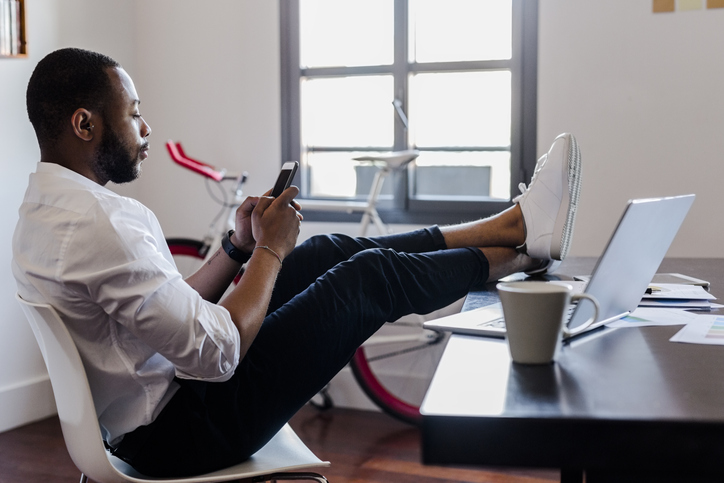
[424,194,696,339]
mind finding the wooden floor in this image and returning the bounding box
[0,405,559,483]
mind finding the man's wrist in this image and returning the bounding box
[221,230,252,264]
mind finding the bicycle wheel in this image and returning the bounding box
[167,238,208,278]
[350,301,462,426]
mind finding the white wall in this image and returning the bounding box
[1,0,723,432]
[538,1,724,258]
[129,0,284,240]
[136,0,724,258]
[0,0,139,432]
[0,0,57,434]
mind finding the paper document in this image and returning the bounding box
[670,315,724,346]
[638,299,715,310]
[574,273,710,288]
[641,284,715,300]
[635,283,716,310]
[607,307,698,328]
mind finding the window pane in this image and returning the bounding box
[301,75,394,148]
[306,151,393,199]
[300,0,393,68]
[409,71,511,148]
[409,0,512,63]
[413,151,511,200]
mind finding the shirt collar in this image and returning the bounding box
[35,161,116,195]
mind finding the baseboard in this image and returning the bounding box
[322,366,381,412]
[0,298,460,431]
[0,370,378,434]
[0,369,420,432]
[0,375,57,433]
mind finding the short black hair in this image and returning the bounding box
[26,47,120,149]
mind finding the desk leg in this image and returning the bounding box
[561,469,583,483]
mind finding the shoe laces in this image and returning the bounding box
[513,154,547,203]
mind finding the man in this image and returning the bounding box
[13,48,582,477]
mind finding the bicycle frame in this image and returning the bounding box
[169,141,439,334]
[166,141,446,425]
[166,140,247,261]
[167,140,437,347]
[300,150,420,236]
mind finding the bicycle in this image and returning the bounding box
[164,140,451,425]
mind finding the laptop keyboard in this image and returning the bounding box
[480,305,576,329]
[479,317,506,328]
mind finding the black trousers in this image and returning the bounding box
[113,227,490,477]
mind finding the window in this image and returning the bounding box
[281,0,538,224]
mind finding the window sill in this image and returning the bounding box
[299,200,514,226]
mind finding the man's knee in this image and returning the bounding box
[345,247,402,279]
[301,233,352,253]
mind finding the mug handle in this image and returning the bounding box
[563,293,600,337]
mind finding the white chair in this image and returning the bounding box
[16,294,330,483]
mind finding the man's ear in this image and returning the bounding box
[71,108,97,142]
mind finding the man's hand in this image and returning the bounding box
[232,188,302,254]
[251,186,303,261]
[231,195,261,254]
[220,186,303,360]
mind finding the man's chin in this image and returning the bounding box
[108,164,142,185]
[124,166,142,184]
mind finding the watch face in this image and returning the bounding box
[223,232,236,254]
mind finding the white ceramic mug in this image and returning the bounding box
[496,281,600,364]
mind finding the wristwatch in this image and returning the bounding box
[221,230,251,264]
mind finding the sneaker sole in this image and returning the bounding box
[550,134,581,260]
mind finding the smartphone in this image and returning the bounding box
[270,161,299,198]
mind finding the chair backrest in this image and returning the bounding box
[16,294,129,483]
[16,294,331,483]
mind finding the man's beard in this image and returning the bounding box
[92,127,146,185]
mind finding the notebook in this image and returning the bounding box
[423,194,696,339]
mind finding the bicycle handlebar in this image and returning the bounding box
[166,140,226,182]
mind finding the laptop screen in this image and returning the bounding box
[568,194,695,330]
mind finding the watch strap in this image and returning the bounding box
[221,230,251,264]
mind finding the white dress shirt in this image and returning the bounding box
[12,162,241,445]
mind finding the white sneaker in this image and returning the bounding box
[514,133,581,260]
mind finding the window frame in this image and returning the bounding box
[280,0,538,225]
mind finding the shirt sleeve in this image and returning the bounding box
[60,197,241,382]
